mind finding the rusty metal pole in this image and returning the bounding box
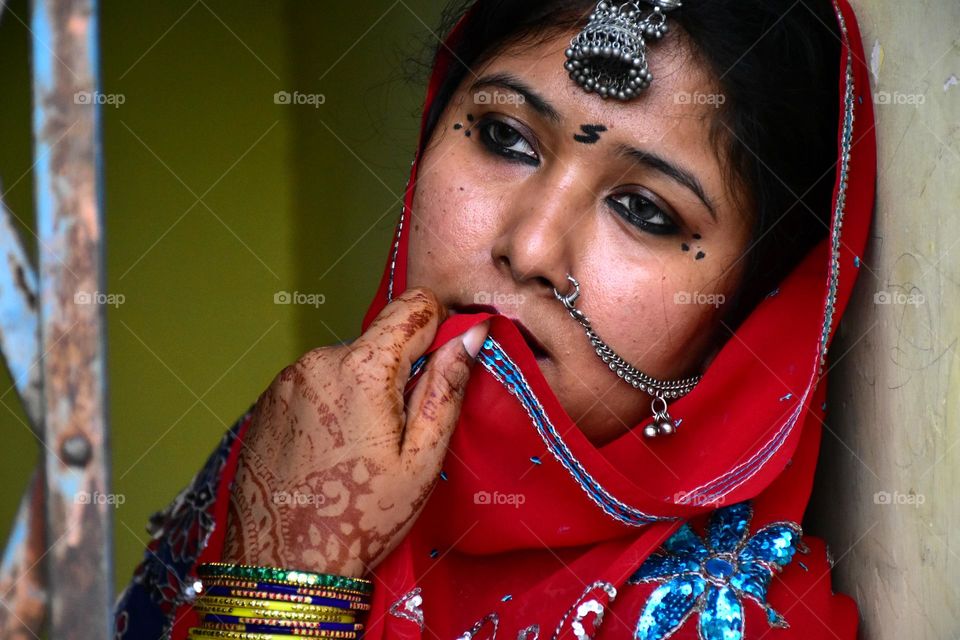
[31,0,113,637]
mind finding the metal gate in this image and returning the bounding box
[0,0,113,637]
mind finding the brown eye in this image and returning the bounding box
[478,118,539,166]
[607,193,679,236]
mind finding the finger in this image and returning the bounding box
[350,287,448,396]
[401,320,490,471]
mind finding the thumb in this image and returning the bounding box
[400,320,490,468]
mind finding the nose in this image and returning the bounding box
[491,170,591,299]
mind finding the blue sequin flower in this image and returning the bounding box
[628,500,808,640]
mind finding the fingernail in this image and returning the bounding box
[461,321,490,359]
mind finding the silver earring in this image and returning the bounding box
[564,0,682,102]
[553,274,701,438]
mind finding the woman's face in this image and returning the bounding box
[407,26,753,446]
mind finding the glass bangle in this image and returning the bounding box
[191,603,355,624]
[202,586,370,611]
[199,595,349,615]
[198,619,364,633]
[199,577,370,601]
[198,562,372,595]
[188,628,361,640]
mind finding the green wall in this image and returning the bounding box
[0,0,443,597]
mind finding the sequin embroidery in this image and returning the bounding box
[628,500,808,640]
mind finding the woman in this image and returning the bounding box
[114,0,876,638]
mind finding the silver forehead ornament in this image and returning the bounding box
[564,0,682,101]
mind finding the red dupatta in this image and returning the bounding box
[354,0,876,638]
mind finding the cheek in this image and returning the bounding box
[587,248,737,360]
[407,134,501,284]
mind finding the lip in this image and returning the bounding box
[450,303,551,359]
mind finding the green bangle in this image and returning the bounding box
[198,562,373,596]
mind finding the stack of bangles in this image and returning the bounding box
[187,562,373,639]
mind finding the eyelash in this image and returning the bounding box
[476,116,680,236]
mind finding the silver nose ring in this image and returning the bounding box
[553,274,580,310]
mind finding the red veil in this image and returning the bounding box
[354,0,876,638]
[158,1,875,638]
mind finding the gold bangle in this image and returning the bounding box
[192,603,355,624]
[200,577,370,599]
[198,617,348,630]
[188,628,361,640]
[201,587,371,611]
[199,595,346,615]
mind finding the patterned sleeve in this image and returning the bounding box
[112,402,257,640]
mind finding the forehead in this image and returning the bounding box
[455,25,742,220]
[470,25,721,155]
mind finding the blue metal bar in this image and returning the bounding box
[0,179,41,430]
[31,0,113,637]
[0,180,47,638]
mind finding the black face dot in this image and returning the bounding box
[453,123,463,130]
[466,113,475,122]
[695,251,706,260]
[573,124,608,144]
[692,233,702,240]
[681,243,690,252]
[465,130,471,137]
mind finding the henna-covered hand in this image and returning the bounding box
[222,288,489,577]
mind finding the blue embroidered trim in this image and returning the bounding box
[477,336,673,526]
[628,500,809,640]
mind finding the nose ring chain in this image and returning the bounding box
[553,274,702,438]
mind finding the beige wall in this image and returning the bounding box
[808,1,960,637]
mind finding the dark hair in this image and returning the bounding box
[407,0,841,336]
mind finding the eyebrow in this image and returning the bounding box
[469,72,562,124]
[614,144,718,222]
[469,72,718,222]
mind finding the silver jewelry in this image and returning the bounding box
[553,274,701,438]
[564,0,682,101]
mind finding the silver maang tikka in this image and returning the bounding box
[553,274,701,438]
[564,0,682,101]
